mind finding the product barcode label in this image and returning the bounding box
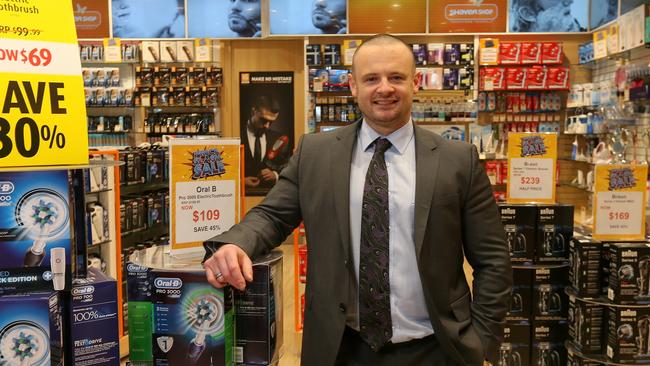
[235,346,243,363]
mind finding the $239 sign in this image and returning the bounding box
[520,176,540,185]
[193,209,220,223]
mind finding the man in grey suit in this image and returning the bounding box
[203,34,512,365]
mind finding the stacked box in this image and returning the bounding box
[567,347,603,365]
[235,251,283,365]
[65,267,119,365]
[533,267,569,320]
[0,292,64,365]
[568,294,605,354]
[607,307,650,363]
[498,321,530,366]
[569,236,602,297]
[601,242,612,296]
[536,205,573,262]
[498,204,536,262]
[127,263,235,366]
[532,320,568,366]
[607,243,650,304]
[508,268,533,320]
[305,44,322,66]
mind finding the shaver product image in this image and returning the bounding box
[535,205,573,262]
[542,225,565,257]
[498,343,523,366]
[607,307,650,363]
[607,243,650,304]
[537,343,561,366]
[508,268,533,320]
[537,284,562,315]
[532,320,567,366]
[533,267,568,319]
[499,204,536,262]
[499,321,530,366]
[505,224,527,256]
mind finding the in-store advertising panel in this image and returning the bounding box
[169,139,241,255]
[111,0,185,38]
[590,0,619,30]
[187,0,261,38]
[73,0,110,39]
[239,72,295,197]
[507,133,558,204]
[348,0,426,34]
[508,0,588,32]
[429,0,507,33]
[270,0,347,35]
[0,0,89,167]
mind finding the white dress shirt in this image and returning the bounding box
[349,120,434,343]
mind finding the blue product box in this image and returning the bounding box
[66,267,119,365]
[443,68,459,90]
[235,251,283,365]
[327,69,350,92]
[444,43,461,65]
[411,44,427,66]
[0,170,76,293]
[0,291,64,365]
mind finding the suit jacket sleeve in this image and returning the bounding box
[203,135,305,261]
[463,146,512,362]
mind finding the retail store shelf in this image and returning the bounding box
[565,287,650,308]
[511,262,569,269]
[121,182,168,196]
[88,239,113,247]
[121,223,168,249]
[88,130,132,134]
[566,340,629,365]
[86,188,113,194]
[144,132,219,137]
[559,158,595,165]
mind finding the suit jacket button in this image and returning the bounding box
[338,303,346,313]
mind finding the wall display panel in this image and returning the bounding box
[73,0,110,38]
[429,0,508,33]
[111,0,185,38]
[590,0,618,29]
[621,0,647,15]
[348,0,426,34]
[508,0,588,32]
[270,0,347,35]
[187,0,261,38]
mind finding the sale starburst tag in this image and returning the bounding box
[0,0,88,167]
[169,139,242,255]
[506,132,558,204]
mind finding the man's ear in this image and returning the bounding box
[412,71,420,94]
[349,74,357,97]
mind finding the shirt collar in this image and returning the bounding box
[359,119,414,155]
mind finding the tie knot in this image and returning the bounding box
[374,138,392,154]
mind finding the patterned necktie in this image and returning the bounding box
[359,137,392,351]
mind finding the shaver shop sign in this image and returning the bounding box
[592,164,647,241]
[507,132,557,204]
[0,0,88,167]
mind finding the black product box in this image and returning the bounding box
[171,87,186,106]
[607,307,650,363]
[508,268,533,320]
[536,205,574,262]
[171,67,188,86]
[532,320,568,366]
[568,294,605,354]
[306,44,322,66]
[459,67,474,90]
[412,44,427,66]
[533,267,569,320]
[235,251,283,365]
[207,67,223,86]
[136,67,154,86]
[189,67,207,86]
[567,347,603,365]
[498,320,530,366]
[569,236,602,298]
[601,242,612,296]
[499,204,537,263]
[154,67,171,87]
[323,44,341,66]
[607,243,650,304]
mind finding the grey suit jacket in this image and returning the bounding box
[204,122,512,365]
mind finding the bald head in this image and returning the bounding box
[351,34,415,75]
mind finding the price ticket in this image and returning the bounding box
[507,133,557,203]
[169,139,241,255]
[0,0,88,167]
[592,164,647,241]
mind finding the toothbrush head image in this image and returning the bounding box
[0,321,49,366]
[15,189,69,267]
[185,294,223,363]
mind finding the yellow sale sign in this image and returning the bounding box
[0,0,88,167]
[506,133,558,204]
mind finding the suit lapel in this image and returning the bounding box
[414,126,439,261]
[330,123,359,262]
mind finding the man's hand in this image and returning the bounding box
[203,244,253,291]
[259,168,276,183]
[245,176,260,187]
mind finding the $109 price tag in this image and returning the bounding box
[193,209,220,223]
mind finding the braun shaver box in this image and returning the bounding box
[536,205,573,263]
[498,320,530,366]
[532,320,568,366]
[607,307,650,364]
[533,267,569,320]
[568,294,605,354]
[499,204,537,263]
[507,268,533,320]
[607,243,650,304]
[235,251,283,365]
[569,236,602,298]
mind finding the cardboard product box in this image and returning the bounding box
[235,251,283,365]
[0,170,80,293]
[499,42,522,64]
[505,67,526,90]
[521,42,541,64]
[305,44,322,66]
[444,43,461,65]
[533,267,569,320]
[525,66,547,90]
[412,44,427,66]
[608,243,650,304]
[498,320,530,366]
[546,67,570,89]
[535,205,573,263]
[0,291,64,365]
[508,268,533,320]
[568,294,605,354]
[459,43,474,65]
[607,307,650,363]
[498,204,537,263]
[480,67,505,90]
[541,42,563,64]
[172,67,188,86]
[426,43,444,65]
[127,263,235,365]
[323,44,341,66]
[142,41,160,62]
[569,237,602,298]
[532,320,568,366]
[65,267,119,366]
[328,69,350,92]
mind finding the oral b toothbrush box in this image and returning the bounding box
[0,170,74,293]
[0,291,64,365]
[65,267,119,366]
